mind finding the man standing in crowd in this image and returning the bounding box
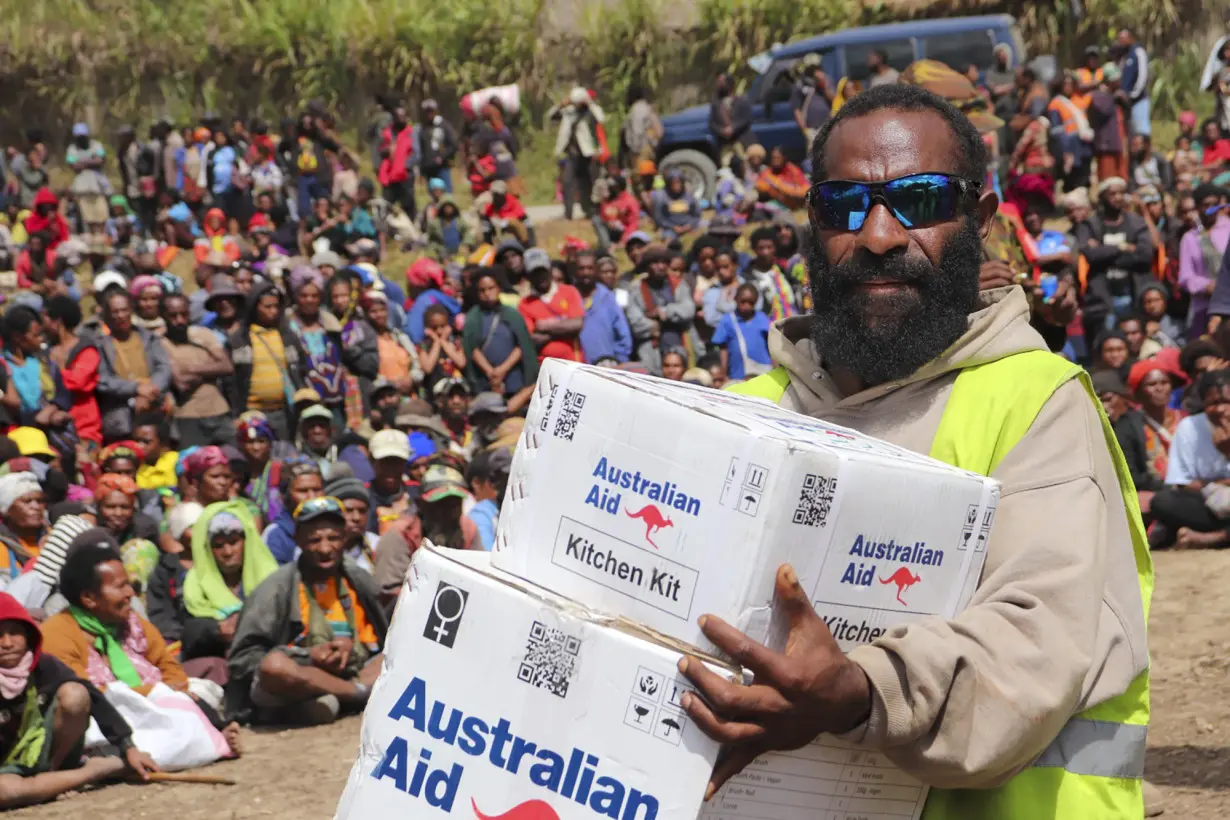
[1118,28,1152,138]
[518,248,584,363]
[709,73,753,169]
[1077,177,1155,340]
[549,88,607,222]
[90,289,172,441]
[161,293,235,447]
[227,280,305,441]
[416,100,458,194]
[1179,185,1230,339]
[866,49,899,88]
[682,83,1150,819]
[573,249,632,365]
[792,54,832,145]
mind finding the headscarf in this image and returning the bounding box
[0,473,41,515]
[236,414,275,443]
[289,265,324,295]
[128,275,162,299]
[181,446,229,480]
[95,473,138,501]
[1127,357,1190,394]
[174,446,201,477]
[98,441,145,470]
[406,259,445,290]
[184,501,278,620]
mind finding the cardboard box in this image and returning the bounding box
[335,546,735,820]
[495,361,999,655]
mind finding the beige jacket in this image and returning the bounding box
[769,287,1147,789]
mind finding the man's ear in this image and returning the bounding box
[977,191,1000,240]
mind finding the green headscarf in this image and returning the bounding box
[68,606,142,688]
[184,500,278,620]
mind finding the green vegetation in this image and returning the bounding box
[1,0,1224,203]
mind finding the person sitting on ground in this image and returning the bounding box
[40,532,240,753]
[1151,370,1230,548]
[753,146,809,213]
[181,446,237,512]
[712,283,774,380]
[424,197,475,261]
[0,473,45,583]
[651,171,702,241]
[261,459,325,565]
[132,414,179,493]
[180,501,278,665]
[374,464,475,605]
[297,404,341,476]
[324,475,379,572]
[1097,370,1166,520]
[596,176,642,249]
[0,592,158,808]
[144,502,202,647]
[466,448,511,551]
[94,473,160,596]
[1138,283,1185,349]
[481,181,530,246]
[225,496,386,726]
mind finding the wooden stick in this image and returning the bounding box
[146,771,237,786]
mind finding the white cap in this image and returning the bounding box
[167,502,205,540]
[569,87,590,105]
[370,428,411,462]
[93,270,128,294]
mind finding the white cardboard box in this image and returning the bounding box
[335,545,735,820]
[495,360,999,656]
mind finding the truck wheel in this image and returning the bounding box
[659,149,718,203]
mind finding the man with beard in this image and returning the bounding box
[161,293,234,448]
[626,244,699,375]
[680,84,1151,819]
[574,249,632,364]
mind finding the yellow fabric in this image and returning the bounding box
[297,578,378,646]
[136,450,180,491]
[247,326,288,410]
[731,351,1151,819]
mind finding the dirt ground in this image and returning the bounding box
[9,549,1230,819]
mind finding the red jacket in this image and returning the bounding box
[598,191,642,244]
[378,125,415,186]
[483,195,527,222]
[58,345,102,444]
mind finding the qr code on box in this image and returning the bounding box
[793,473,836,527]
[517,620,581,698]
[551,389,586,441]
[539,385,560,432]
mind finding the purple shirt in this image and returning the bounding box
[1178,216,1230,336]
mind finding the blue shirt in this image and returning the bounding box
[580,284,633,364]
[404,289,462,344]
[711,311,772,380]
[467,499,500,551]
[1165,413,1230,485]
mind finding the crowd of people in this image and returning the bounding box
[0,19,1220,808]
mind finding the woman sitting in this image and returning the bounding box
[0,473,46,583]
[753,147,809,214]
[39,532,240,754]
[180,501,277,667]
[0,592,158,808]
[94,474,160,598]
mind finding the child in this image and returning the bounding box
[1171,135,1202,179]
[711,283,774,380]
[0,592,158,807]
[420,303,467,390]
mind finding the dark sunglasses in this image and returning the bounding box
[806,173,981,231]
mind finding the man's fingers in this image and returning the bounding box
[697,615,792,682]
[679,656,790,717]
[679,688,766,745]
[706,744,762,801]
[775,564,825,638]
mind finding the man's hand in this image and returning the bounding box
[330,637,355,673]
[679,565,871,798]
[218,614,239,642]
[309,642,341,672]
[978,260,1015,291]
[1032,277,1078,328]
[123,747,160,780]
[136,382,160,403]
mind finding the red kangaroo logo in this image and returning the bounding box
[625,504,674,549]
[879,566,922,606]
[472,798,561,820]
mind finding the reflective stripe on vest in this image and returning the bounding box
[729,351,1152,819]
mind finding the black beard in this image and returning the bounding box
[806,218,981,387]
[166,324,190,344]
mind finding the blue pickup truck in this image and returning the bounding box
[656,15,1024,199]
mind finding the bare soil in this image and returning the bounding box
[10,550,1230,818]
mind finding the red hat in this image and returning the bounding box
[247,213,273,234]
[1127,356,1190,394]
[406,258,445,290]
[0,593,41,666]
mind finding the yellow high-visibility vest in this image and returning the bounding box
[729,349,1150,819]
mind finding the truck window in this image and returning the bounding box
[922,30,996,73]
[842,39,914,84]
